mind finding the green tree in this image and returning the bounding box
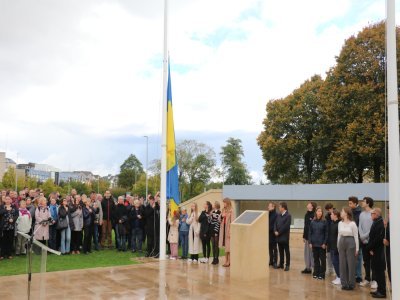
[258,76,325,184]
[118,154,144,188]
[1,167,16,189]
[177,140,216,199]
[220,138,252,185]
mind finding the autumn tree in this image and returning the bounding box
[320,22,399,183]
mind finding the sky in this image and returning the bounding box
[0,0,397,183]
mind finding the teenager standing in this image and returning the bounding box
[308,207,328,280]
[338,207,359,291]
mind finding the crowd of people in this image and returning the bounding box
[0,187,393,297]
[268,197,391,299]
[0,188,234,267]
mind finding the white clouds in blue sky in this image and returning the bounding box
[0,0,397,182]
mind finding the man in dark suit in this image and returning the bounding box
[274,202,292,271]
[367,208,386,299]
[268,202,278,268]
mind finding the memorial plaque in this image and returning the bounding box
[233,211,263,225]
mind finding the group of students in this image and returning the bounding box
[169,197,234,267]
[0,187,235,269]
[0,188,167,258]
[299,197,391,299]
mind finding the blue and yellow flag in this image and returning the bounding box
[166,62,180,216]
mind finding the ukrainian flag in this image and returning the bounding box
[166,62,180,216]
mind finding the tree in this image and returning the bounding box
[319,22,399,183]
[118,154,144,189]
[258,22,400,184]
[220,138,252,185]
[258,76,325,184]
[177,140,216,199]
[1,167,16,189]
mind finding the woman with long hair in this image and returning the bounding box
[308,206,328,280]
[199,201,212,263]
[338,207,359,291]
[219,198,234,267]
[187,203,202,263]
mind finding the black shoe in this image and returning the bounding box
[356,277,362,283]
[278,264,284,269]
[301,268,312,274]
[284,266,290,271]
[313,275,318,279]
[317,276,324,280]
[342,286,349,290]
[372,292,386,298]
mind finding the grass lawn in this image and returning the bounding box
[0,248,141,277]
[0,233,226,276]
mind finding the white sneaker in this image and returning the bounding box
[204,258,208,263]
[187,259,192,263]
[359,280,370,287]
[170,257,176,260]
[370,281,378,289]
[199,258,204,263]
[193,259,198,264]
[332,277,341,285]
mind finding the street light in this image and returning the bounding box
[143,136,149,199]
[15,152,19,192]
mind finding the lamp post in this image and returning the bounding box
[143,136,149,199]
[15,152,19,192]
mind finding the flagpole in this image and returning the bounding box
[387,0,399,298]
[160,0,168,261]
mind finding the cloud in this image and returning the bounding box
[0,0,396,178]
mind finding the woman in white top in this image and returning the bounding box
[337,207,359,291]
[187,203,202,263]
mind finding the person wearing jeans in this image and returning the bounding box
[115,196,128,251]
[48,196,58,251]
[91,193,103,251]
[129,199,144,252]
[179,208,189,259]
[58,199,71,255]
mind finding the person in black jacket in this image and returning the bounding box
[115,196,129,252]
[367,208,386,299]
[274,202,291,271]
[309,207,328,280]
[129,199,145,253]
[268,202,278,268]
[383,206,390,284]
[144,196,156,257]
[82,199,97,254]
[328,209,341,285]
[348,196,362,283]
[101,190,116,249]
[301,201,316,274]
[0,196,19,259]
[199,201,212,263]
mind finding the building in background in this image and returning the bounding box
[0,152,16,182]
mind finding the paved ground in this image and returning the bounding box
[0,232,391,299]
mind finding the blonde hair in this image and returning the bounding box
[191,203,199,221]
[214,200,220,209]
[38,197,47,207]
[223,198,232,212]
